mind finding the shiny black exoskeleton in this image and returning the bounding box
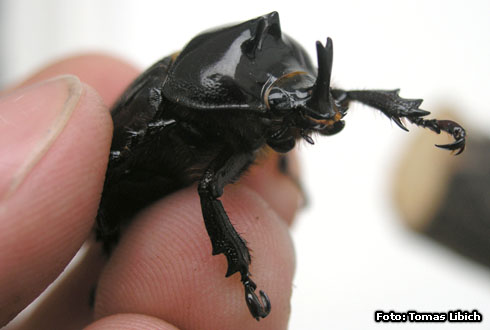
[96,12,466,320]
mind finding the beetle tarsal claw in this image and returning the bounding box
[433,120,466,155]
[243,278,271,321]
[408,117,467,155]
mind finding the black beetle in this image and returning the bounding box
[96,12,466,320]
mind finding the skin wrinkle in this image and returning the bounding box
[96,216,192,318]
[226,185,294,266]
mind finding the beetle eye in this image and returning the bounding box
[267,87,290,110]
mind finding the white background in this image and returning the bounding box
[1,1,489,329]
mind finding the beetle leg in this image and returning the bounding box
[198,149,271,320]
[331,88,466,154]
[331,89,429,130]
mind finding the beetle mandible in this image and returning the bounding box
[96,11,466,320]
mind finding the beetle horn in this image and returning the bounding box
[264,11,281,38]
[242,18,266,58]
[242,13,282,59]
[308,38,335,119]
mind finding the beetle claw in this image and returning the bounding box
[434,120,466,155]
[407,117,466,155]
[435,138,465,155]
[243,277,271,321]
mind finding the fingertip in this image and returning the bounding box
[95,185,294,330]
[85,313,180,330]
[0,77,112,325]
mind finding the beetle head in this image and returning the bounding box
[266,38,345,136]
[163,10,345,136]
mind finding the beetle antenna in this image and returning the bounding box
[308,38,334,118]
[300,129,315,144]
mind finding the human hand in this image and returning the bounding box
[0,55,300,329]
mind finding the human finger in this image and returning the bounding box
[9,53,140,108]
[0,75,112,325]
[1,54,140,328]
[95,185,295,330]
[85,313,179,330]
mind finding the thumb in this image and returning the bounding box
[0,75,112,326]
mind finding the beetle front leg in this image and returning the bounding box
[331,88,466,154]
[331,89,429,129]
[198,150,271,320]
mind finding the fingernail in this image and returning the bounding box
[0,75,82,200]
